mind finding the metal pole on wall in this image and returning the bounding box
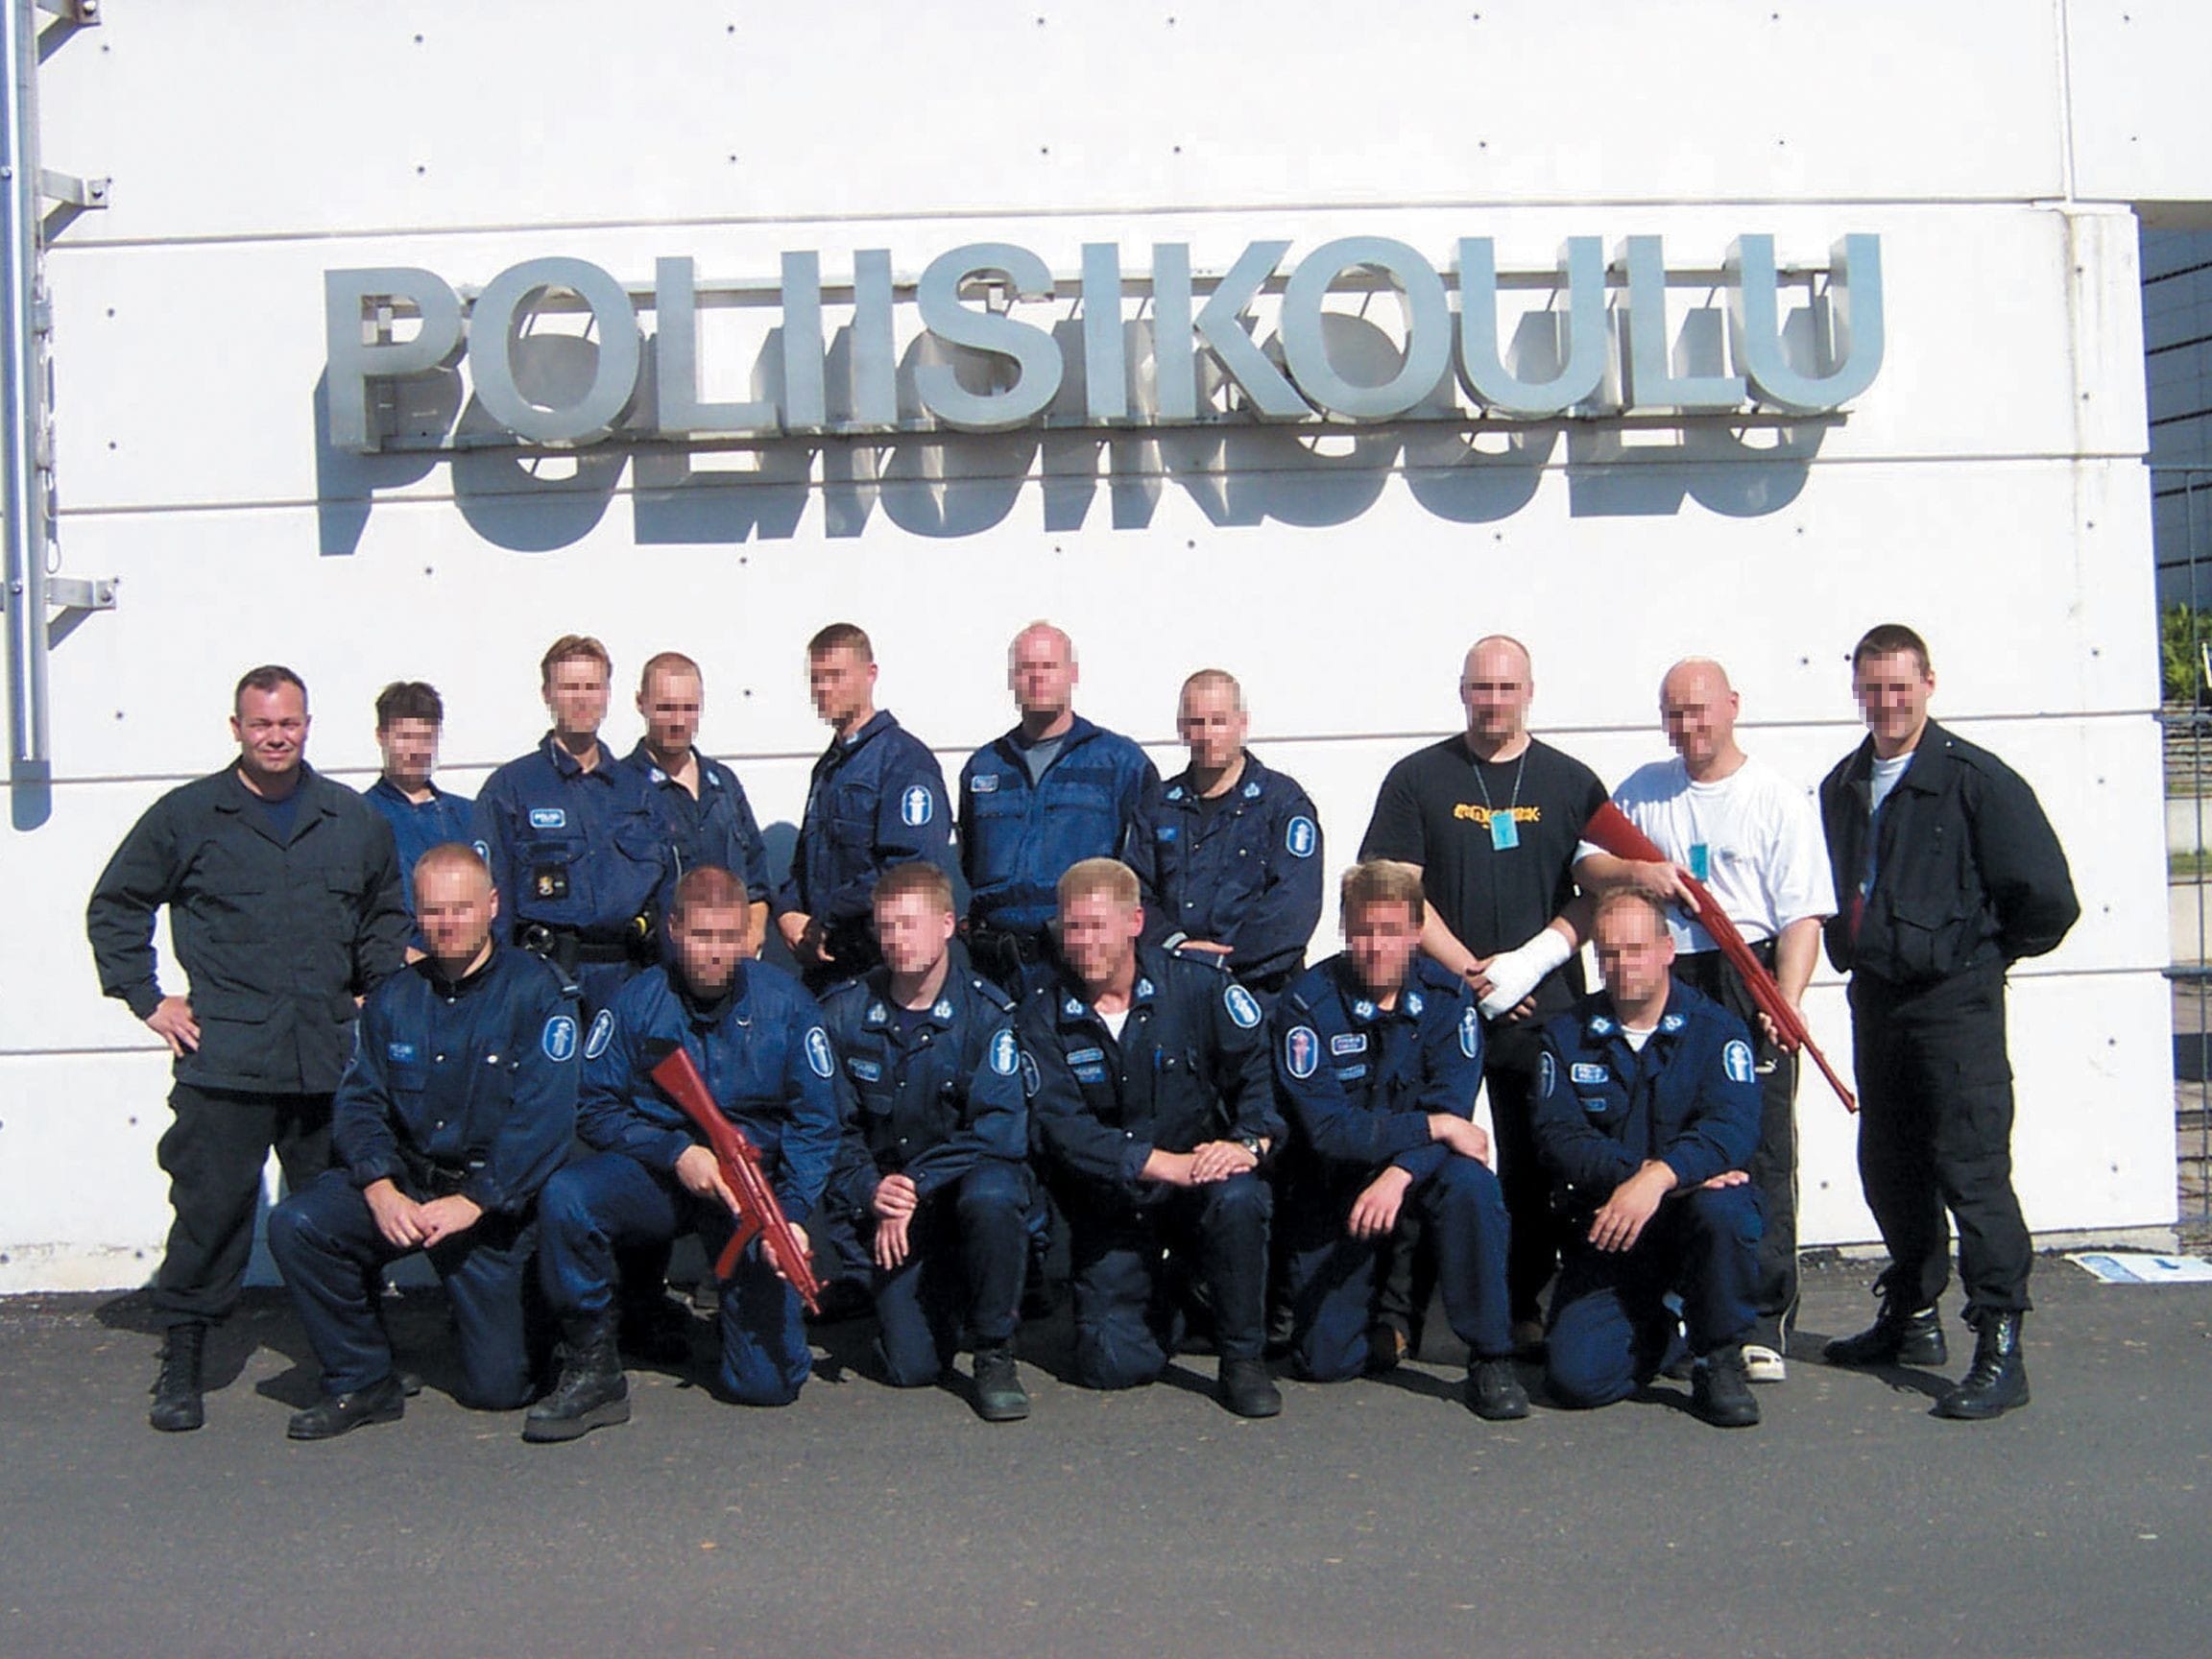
[0,0,47,793]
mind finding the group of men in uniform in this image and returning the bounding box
[87,615,2076,1442]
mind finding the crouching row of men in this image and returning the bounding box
[269,843,1767,1442]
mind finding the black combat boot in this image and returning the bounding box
[522,1321,631,1443]
[1467,1356,1531,1421]
[1936,1310,2029,1421]
[1823,1294,1948,1368]
[149,1323,207,1433]
[1217,1357,1282,1419]
[287,1375,406,1441]
[971,1345,1030,1423]
[1692,1344,1761,1429]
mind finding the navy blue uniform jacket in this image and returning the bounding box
[1019,948,1282,1199]
[577,961,842,1227]
[1274,954,1484,1187]
[623,742,772,906]
[1530,980,1761,1207]
[820,953,1025,1216]
[958,715,1161,937]
[333,943,580,1217]
[1145,752,1323,986]
[780,710,952,941]
[470,736,670,944]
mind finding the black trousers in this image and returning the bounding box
[1674,947,1800,1347]
[1848,963,2032,1315]
[153,1082,332,1329]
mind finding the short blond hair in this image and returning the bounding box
[1057,857,1140,911]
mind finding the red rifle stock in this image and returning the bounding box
[645,1044,826,1313]
[1581,802,1857,1115]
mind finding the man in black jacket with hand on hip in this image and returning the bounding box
[1817,624,2078,1421]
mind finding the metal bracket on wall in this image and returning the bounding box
[31,0,97,24]
[0,571,116,647]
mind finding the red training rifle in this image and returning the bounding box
[645,1043,826,1312]
[1581,802,1857,1114]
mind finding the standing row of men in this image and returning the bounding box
[88,617,2075,1437]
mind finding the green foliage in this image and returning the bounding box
[2164,604,2212,704]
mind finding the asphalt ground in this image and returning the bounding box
[2,1253,2207,1659]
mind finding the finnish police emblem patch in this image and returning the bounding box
[471,839,491,861]
[1286,1025,1320,1080]
[1020,1053,1041,1098]
[528,807,566,830]
[541,1015,579,1063]
[1286,815,1317,858]
[990,1029,1021,1075]
[805,1027,835,1078]
[583,1010,614,1061]
[1458,1004,1481,1059]
[1536,1051,1556,1096]
[1723,1039,1755,1085]
[901,785,934,828]
[1224,985,1262,1029]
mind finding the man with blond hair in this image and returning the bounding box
[1018,858,1283,1417]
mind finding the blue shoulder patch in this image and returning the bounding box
[1285,1025,1320,1080]
[1722,1039,1755,1085]
[583,1010,615,1061]
[805,1026,835,1079]
[1536,1050,1556,1097]
[990,1029,1021,1076]
[541,1015,578,1063]
[901,784,935,828]
[1458,1003,1481,1059]
[1223,984,1262,1030]
[1285,815,1317,858]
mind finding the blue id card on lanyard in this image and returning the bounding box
[1490,812,1519,852]
[1688,842,1710,881]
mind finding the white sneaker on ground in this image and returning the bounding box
[1742,1342,1788,1383]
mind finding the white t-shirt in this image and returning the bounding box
[1869,753,1911,815]
[1098,1006,1130,1042]
[1577,754,1837,952]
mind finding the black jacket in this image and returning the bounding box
[1817,720,2078,985]
[87,765,410,1094]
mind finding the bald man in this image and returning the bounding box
[1574,657,1833,1382]
[1360,636,1609,1354]
[957,620,1161,998]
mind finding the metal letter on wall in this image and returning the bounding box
[780,251,829,434]
[1727,233,1884,416]
[850,248,898,430]
[1191,240,1309,421]
[1278,236,1451,421]
[915,243,1065,433]
[469,257,641,445]
[324,268,463,453]
[1080,242,1129,423]
[1617,235,1745,412]
[654,255,775,437]
[1455,237,1607,418]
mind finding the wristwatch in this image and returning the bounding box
[1237,1135,1268,1166]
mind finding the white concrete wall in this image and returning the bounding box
[0,1,2188,1289]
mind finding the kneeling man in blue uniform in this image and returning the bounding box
[1533,889,1765,1429]
[529,867,842,1439]
[1019,858,1285,1417]
[820,861,1032,1420]
[1273,860,1527,1420]
[268,843,579,1439]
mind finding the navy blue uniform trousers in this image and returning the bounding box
[268,1168,540,1409]
[869,1163,1032,1386]
[1545,1183,1762,1408]
[1284,1155,1514,1381]
[539,1152,808,1406]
